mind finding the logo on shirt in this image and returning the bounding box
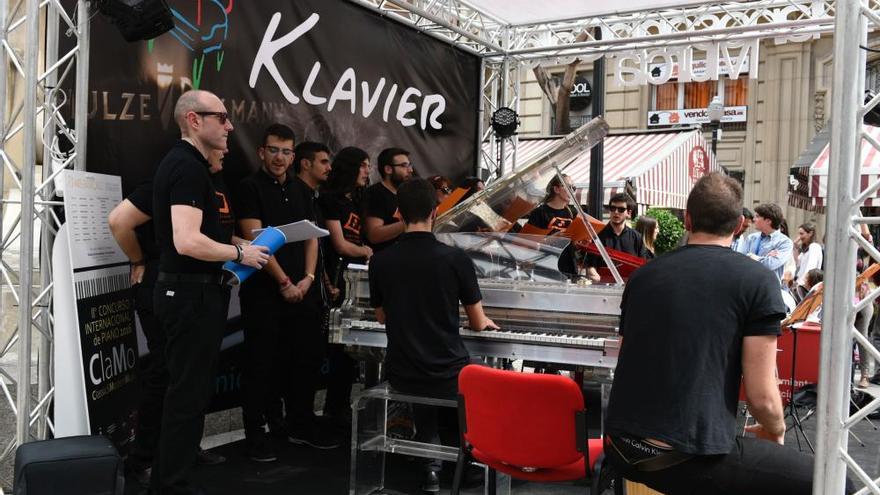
[343,212,362,238]
[547,217,573,233]
[215,191,230,214]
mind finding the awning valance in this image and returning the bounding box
[807,125,880,206]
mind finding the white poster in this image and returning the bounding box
[54,171,139,453]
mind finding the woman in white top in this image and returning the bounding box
[794,222,823,301]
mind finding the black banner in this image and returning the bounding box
[70,0,481,194]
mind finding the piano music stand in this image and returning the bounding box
[785,323,815,453]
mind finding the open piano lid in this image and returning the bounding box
[433,117,628,285]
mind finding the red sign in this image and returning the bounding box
[689,145,709,182]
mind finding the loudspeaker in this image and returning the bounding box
[96,0,174,42]
[14,435,124,495]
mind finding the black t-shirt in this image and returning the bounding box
[152,140,227,274]
[526,204,574,234]
[319,192,366,287]
[606,244,787,455]
[369,232,482,384]
[362,182,400,253]
[126,181,159,262]
[587,224,647,267]
[236,170,315,295]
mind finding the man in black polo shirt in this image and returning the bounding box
[369,178,497,493]
[108,150,232,486]
[151,90,268,494]
[603,173,851,495]
[587,192,647,282]
[362,147,412,253]
[238,129,337,459]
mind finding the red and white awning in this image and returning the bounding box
[808,125,880,206]
[483,129,719,209]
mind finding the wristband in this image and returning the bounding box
[305,273,315,281]
[234,244,244,263]
[279,277,292,290]
[130,259,146,267]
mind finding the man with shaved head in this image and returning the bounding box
[151,89,269,494]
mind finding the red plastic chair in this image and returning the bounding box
[451,365,620,494]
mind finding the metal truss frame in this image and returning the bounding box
[817,1,880,493]
[0,0,89,470]
[0,0,873,492]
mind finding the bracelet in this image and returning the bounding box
[130,259,146,267]
[305,273,316,281]
[279,277,292,290]
[234,244,244,263]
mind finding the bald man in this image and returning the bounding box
[150,90,269,494]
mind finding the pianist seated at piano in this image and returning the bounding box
[368,178,498,493]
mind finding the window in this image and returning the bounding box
[650,76,749,110]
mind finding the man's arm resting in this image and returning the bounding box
[464,301,499,331]
[742,334,786,444]
[108,199,150,262]
[364,216,404,245]
[327,220,371,258]
[172,205,268,268]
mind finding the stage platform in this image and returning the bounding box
[120,395,880,495]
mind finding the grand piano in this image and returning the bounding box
[329,117,626,380]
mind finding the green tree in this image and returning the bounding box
[643,208,685,255]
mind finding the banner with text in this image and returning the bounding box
[65,0,481,194]
[60,171,139,453]
[648,106,748,126]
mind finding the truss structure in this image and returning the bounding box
[0,0,876,492]
[0,0,89,469]
[817,1,880,493]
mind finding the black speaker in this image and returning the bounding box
[96,0,174,42]
[14,435,124,495]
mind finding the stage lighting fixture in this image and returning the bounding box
[95,0,174,42]
[491,107,520,139]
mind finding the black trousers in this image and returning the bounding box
[390,376,460,473]
[323,344,357,417]
[606,434,854,495]
[240,290,325,435]
[129,265,165,468]
[151,281,228,495]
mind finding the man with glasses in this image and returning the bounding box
[363,147,413,253]
[586,192,647,282]
[238,129,339,459]
[151,89,269,494]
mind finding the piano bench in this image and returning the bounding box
[349,382,463,495]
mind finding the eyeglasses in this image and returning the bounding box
[194,111,229,125]
[393,162,413,169]
[264,145,294,156]
[608,205,628,213]
[440,186,452,194]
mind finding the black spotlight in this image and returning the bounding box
[96,0,174,42]
[866,91,880,127]
[491,107,520,139]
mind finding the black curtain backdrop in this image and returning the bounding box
[66,0,480,195]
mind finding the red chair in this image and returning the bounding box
[451,365,621,494]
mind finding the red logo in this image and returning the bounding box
[548,217,573,233]
[689,146,709,182]
[343,212,362,236]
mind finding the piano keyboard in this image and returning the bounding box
[336,319,618,371]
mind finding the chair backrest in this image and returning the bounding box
[458,365,585,469]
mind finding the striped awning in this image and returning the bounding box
[483,129,719,210]
[808,125,880,206]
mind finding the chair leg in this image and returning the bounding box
[450,447,467,495]
[487,467,497,495]
[590,454,604,494]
